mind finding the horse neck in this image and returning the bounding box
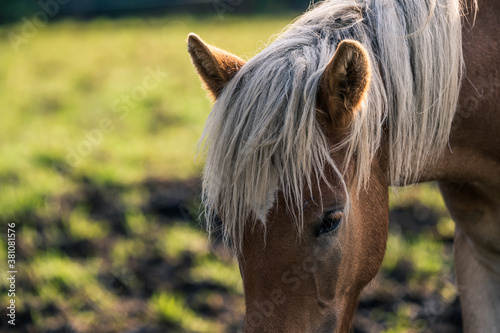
[410,0,500,186]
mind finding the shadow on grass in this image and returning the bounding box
[2,171,461,333]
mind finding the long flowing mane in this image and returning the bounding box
[200,0,468,251]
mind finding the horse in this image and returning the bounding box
[187,0,500,331]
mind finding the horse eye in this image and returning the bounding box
[317,210,343,236]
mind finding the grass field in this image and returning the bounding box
[0,14,460,333]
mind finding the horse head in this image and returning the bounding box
[188,33,388,332]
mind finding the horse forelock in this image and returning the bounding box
[199,0,470,253]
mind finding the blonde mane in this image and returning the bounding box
[199,0,469,252]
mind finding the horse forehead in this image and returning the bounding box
[260,166,346,218]
[256,167,279,222]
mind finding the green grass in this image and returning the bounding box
[158,223,209,260]
[150,291,219,333]
[0,14,457,333]
[390,183,447,212]
[383,231,452,281]
[0,16,294,225]
[0,14,286,332]
[65,208,110,241]
[191,256,243,294]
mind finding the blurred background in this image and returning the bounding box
[0,1,461,332]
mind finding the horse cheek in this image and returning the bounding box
[281,270,301,291]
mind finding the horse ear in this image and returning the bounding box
[187,33,246,100]
[319,40,371,127]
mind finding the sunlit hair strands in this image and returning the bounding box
[198,0,467,252]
